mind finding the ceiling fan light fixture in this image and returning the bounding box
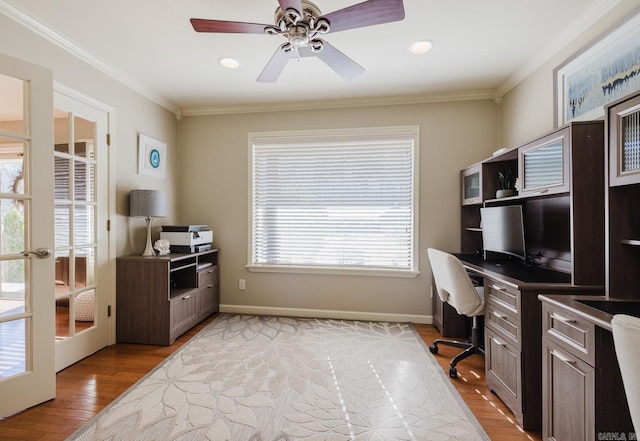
[409,39,434,55]
[219,57,240,69]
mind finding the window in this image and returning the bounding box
[248,126,419,277]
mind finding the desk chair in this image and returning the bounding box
[427,248,485,378]
[612,314,640,432]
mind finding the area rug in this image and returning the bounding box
[68,314,489,440]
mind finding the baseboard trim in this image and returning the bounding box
[219,304,432,324]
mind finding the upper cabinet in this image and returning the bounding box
[518,127,570,197]
[461,163,482,205]
[459,121,605,283]
[608,93,640,187]
[606,91,640,298]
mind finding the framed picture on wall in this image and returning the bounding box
[138,134,167,179]
[554,9,640,128]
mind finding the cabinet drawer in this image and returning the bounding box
[485,328,521,416]
[170,290,199,343]
[485,278,520,315]
[198,281,219,319]
[197,265,219,287]
[485,302,520,348]
[542,303,595,365]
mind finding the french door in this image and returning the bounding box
[0,54,55,418]
[53,88,110,372]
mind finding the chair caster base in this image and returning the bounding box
[449,366,458,378]
[429,344,438,354]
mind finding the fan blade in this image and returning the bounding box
[302,41,365,81]
[278,0,303,13]
[321,0,405,33]
[257,45,292,83]
[190,18,269,34]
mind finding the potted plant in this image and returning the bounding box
[496,169,516,198]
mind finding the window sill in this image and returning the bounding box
[246,264,420,278]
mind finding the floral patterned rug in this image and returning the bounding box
[68,314,489,440]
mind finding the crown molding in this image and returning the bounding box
[0,0,181,116]
[181,89,497,117]
[495,0,623,98]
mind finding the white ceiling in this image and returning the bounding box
[0,0,610,116]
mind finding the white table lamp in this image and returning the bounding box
[130,189,167,256]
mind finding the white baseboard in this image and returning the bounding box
[219,304,432,324]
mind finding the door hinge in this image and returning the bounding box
[106,133,111,146]
[107,219,111,231]
[108,305,112,317]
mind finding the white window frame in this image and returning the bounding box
[247,125,420,278]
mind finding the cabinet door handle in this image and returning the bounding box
[207,284,214,288]
[551,313,576,324]
[207,269,214,273]
[183,294,191,300]
[493,311,507,320]
[492,284,507,292]
[493,337,506,347]
[551,349,576,365]
[533,189,549,194]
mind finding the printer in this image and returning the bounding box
[160,225,213,253]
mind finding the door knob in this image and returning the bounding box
[20,248,51,258]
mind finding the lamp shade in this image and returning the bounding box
[129,189,167,218]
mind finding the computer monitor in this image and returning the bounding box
[480,205,526,262]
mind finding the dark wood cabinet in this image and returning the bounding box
[517,128,570,197]
[116,249,219,345]
[482,274,601,430]
[606,92,640,298]
[539,91,640,439]
[448,121,606,431]
[540,298,634,440]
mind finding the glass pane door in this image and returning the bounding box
[52,90,109,372]
[54,113,97,339]
[0,54,56,418]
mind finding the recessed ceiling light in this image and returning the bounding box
[219,57,240,69]
[409,40,434,55]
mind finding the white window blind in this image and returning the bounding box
[249,127,419,274]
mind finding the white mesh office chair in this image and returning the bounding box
[427,248,485,378]
[612,314,640,432]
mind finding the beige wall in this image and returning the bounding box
[5,1,636,323]
[500,1,640,148]
[179,100,498,321]
[0,14,180,257]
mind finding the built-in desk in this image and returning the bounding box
[455,253,572,285]
[538,295,635,440]
[453,254,603,431]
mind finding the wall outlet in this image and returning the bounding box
[239,279,246,291]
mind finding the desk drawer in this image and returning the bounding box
[486,302,520,348]
[542,302,595,365]
[486,278,520,316]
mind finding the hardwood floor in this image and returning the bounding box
[0,317,542,440]
[413,324,541,441]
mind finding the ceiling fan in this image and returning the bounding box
[190,0,405,82]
